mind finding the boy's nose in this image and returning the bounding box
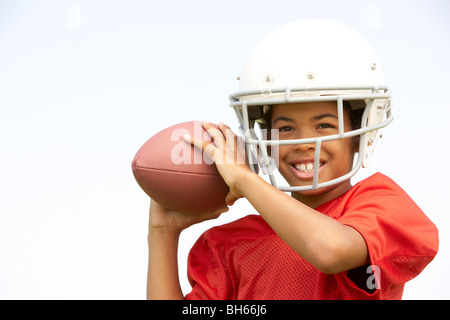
[292,140,316,153]
[290,129,317,152]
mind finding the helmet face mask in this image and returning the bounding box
[230,20,393,192]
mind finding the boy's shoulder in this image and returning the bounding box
[354,172,402,190]
[334,172,436,234]
[316,172,417,219]
[343,172,410,202]
[348,172,417,205]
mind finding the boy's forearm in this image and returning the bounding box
[237,172,368,274]
[147,228,185,300]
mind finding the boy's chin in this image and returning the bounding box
[290,187,329,197]
[289,178,353,201]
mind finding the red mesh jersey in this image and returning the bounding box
[185,173,438,300]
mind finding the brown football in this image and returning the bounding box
[132,121,229,214]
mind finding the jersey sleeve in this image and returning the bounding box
[185,229,233,300]
[338,174,438,295]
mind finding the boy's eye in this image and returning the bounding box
[316,123,336,129]
[278,126,294,132]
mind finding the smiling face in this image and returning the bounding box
[270,101,359,207]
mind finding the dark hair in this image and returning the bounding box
[344,101,365,130]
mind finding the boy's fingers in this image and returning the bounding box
[225,191,241,206]
[191,206,229,224]
[183,134,216,160]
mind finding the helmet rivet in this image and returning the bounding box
[265,75,273,82]
[371,63,377,71]
[307,72,315,80]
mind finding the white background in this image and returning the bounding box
[0,0,449,299]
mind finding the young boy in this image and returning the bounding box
[147,20,438,300]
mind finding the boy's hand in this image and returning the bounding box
[149,199,229,233]
[148,199,228,299]
[184,121,254,206]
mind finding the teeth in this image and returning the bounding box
[294,162,323,173]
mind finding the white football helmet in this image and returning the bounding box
[229,19,393,191]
